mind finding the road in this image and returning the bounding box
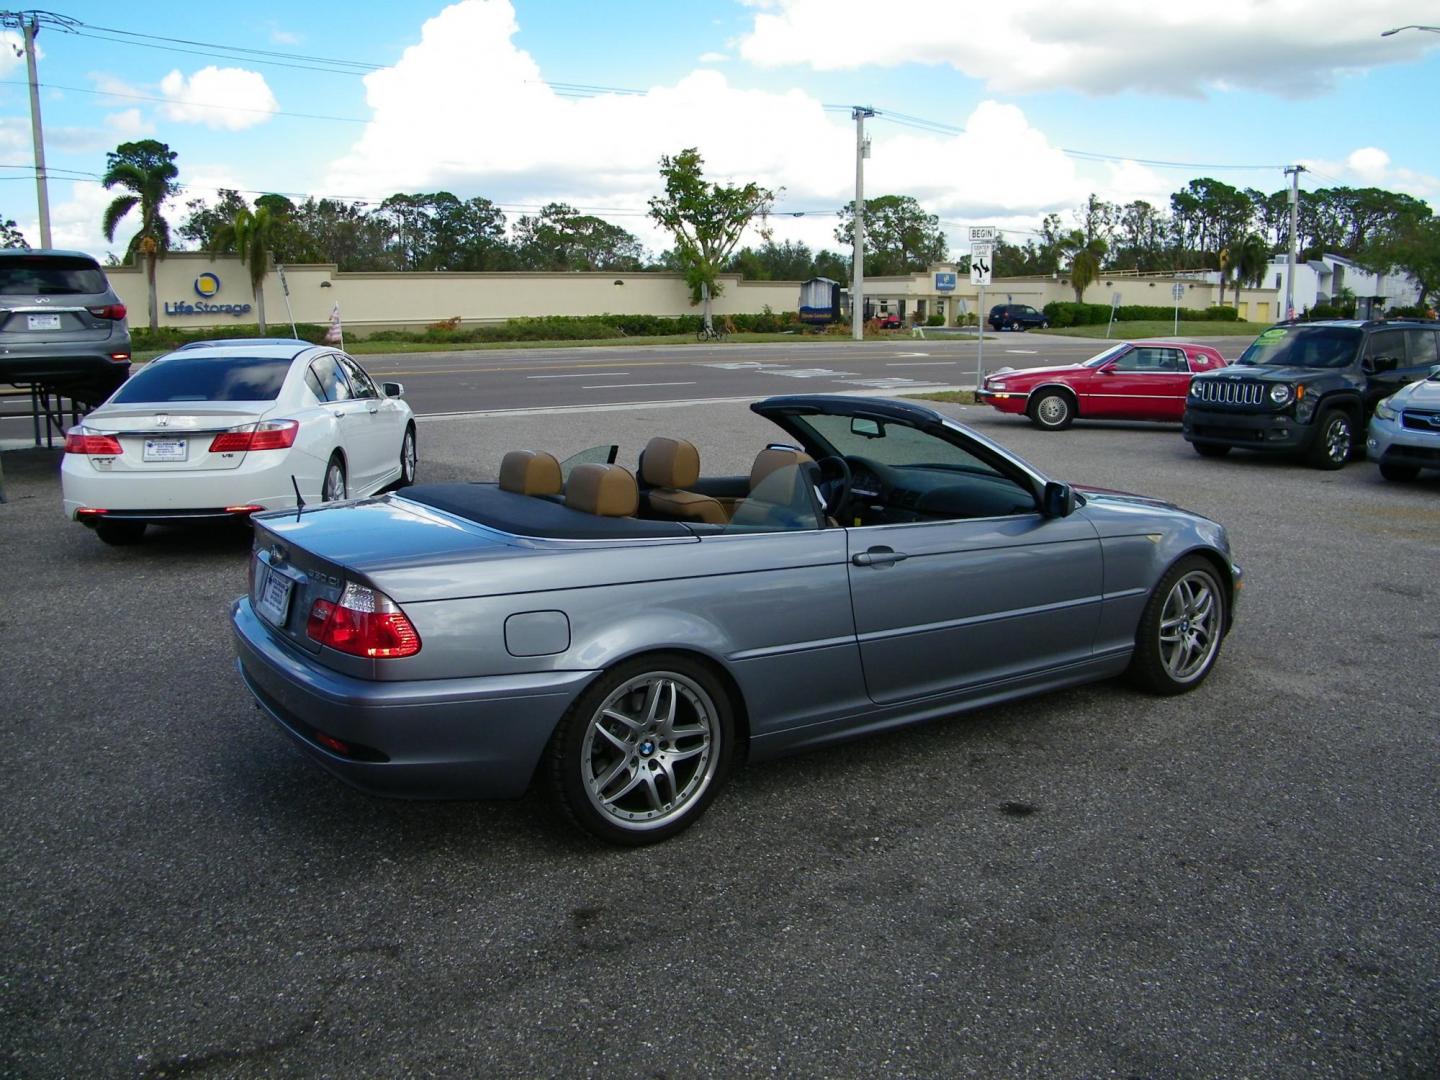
[1,333,1260,440]
[2,395,1437,1077]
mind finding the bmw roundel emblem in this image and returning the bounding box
[194,272,221,298]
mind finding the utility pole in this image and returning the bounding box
[851,106,874,342]
[3,10,77,247]
[1284,165,1305,321]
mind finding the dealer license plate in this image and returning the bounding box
[143,438,187,462]
[256,565,294,627]
[27,314,61,331]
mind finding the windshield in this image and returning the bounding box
[111,355,292,403]
[1083,344,1129,368]
[1236,326,1361,369]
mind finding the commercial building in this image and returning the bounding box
[107,252,1285,334]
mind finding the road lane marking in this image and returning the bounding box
[1005,349,1038,354]
[886,361,957,367]
[528,372,629,379]
[582,381,698,389]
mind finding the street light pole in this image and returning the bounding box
[1380,24,1440,35]
[851,106,874,342]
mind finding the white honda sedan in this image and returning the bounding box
[61,339,417,545]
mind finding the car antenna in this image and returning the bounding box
[290,474,306,519]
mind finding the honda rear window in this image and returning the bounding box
[0,256,110,296]
[111,356,292,403]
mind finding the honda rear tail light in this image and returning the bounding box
[86,303,127,320]
[306,582,421,658]
[208,419,300,453]
[64,428,123,455]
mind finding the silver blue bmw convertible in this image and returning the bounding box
[233,395,1241,844]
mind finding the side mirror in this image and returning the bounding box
[850,417,884,439]
[1042,481,1076,518]
[382,381,405,398]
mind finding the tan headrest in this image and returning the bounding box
[564,463,638,517]
[499,450,562,495]
[750,447,813,490]
[640,436,701,489]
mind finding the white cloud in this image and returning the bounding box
[158,66,279,131]
[1,30,37,77]
[736,0,1440,98]
[269,25,302,46]
[323,1,1094,258]
[1302,148,1440,201]
[698,52,729,63]
[105,109,155,138]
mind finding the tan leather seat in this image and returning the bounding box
[499,450,562,496]
[564,463,638,517]
[640,437,728,525]
[748,447,814,492]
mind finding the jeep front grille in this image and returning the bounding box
[1192,380,1265,406]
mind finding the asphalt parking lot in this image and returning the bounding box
[3,399,1438,1078]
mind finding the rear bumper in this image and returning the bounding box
[1183,407,1312,451]
[0,345,131,387]
[61,447,326,520]
[232,598,596,799]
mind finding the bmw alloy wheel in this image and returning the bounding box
[1157,569,1221,684]
[580,670,722,831]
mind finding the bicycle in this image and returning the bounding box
[695,323,729,342]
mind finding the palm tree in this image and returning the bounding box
[1062,230,1107,302]
[101,140,179,331]
[1234,233,1271,305]
[212,206,278,334]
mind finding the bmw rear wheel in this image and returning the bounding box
[1128,556,1226,695]
[548,653,735,845]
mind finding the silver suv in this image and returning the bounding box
[0,249,132,397]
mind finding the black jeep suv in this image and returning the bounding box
[1183,320,1440,469]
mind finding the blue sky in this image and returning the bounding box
[3,0,1438,259]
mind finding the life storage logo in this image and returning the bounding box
[194,272,221,298]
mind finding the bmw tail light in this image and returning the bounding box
[86,304,127,320]
[64,428,123,455]
[306,582,421,658]
[209,420,299,453]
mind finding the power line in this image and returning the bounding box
[0,79,369,124]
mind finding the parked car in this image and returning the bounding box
[875,313,903,329]
[232,394,1241,846]
[978,341,1229,429]
[61,341,416,545]
[1367,367,1440,480]
[0,248,131,399]
[1183,320,1439,469]
[988,303,1049,332]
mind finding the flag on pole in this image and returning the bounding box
[324,302,344,348]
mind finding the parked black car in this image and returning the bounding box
[988,303,1049,331]
[1182,320,1440,469]
[0,249,131,398]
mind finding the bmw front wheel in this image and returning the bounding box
[1128,556,1226,695]
[547,653,735,845]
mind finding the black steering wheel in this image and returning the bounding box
[814,455,853,519]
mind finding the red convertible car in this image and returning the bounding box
[976,341,1229,430]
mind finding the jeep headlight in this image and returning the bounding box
[1269,383,1294,405]
[1374,396,1398,422]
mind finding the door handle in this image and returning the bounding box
[852,546,909,567]
[333,410,345,419]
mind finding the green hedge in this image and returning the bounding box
[131,323,329,351]
[1041,301,1242,328]
[365,310,800,345]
